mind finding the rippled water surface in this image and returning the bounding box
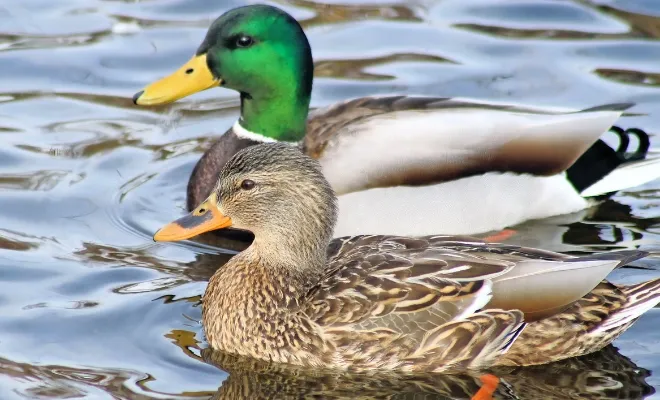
[1,0,660,398]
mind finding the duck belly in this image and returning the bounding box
[334,172,589,237]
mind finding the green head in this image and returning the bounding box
[133,5,313,142]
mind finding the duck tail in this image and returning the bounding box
[567,126,660,197]
[577,249,649,267]
[495,277,659,367]
[593,278,660,335]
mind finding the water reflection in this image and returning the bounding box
[200,346,654,400]
[0,356,149,399]
[5,345,648,399]
[599,3,660,39]
[0,0,659,398]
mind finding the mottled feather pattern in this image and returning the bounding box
[197,144,659,372]
[204,230,656,371]
[204,233,530,371]
[595,278,660,334]
[203,250,335,367]
[294,234,535,371]
[408,310,525,372]
[307,235,516,326]
[495,279,660,367]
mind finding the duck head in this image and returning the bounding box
[133,5,313,142]
[154,143,337,259]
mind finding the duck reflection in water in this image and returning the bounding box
[199,345,653,400]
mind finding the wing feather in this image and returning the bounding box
[305,96,624,193]
[305,235,515,337]
[302,235,641,371]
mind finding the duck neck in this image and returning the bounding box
[202,243,324,353]
[238,85,309,143]
[211,227,328,303]
[252,233,327,283]
[207,238,325,314]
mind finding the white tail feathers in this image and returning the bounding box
[582,154,660,197]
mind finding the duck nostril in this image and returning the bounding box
[132,90,144,105]
[185,68,194,74]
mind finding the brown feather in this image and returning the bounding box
[194,143,657,372]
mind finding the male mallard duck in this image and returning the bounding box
[153,142,660,372]
[135,4,660,236]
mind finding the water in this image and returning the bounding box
[0,0,659,398]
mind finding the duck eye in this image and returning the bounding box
[236,35,253,48]
[240,179,255,190]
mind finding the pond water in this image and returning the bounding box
[0,0,659,398]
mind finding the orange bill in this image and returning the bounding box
[133,53,221,106]
[153,194,232,241]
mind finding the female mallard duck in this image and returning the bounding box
[136,4,660,237]
[153,142,660,372]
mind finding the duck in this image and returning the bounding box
[134,4,660,237]
[153,142,660,372]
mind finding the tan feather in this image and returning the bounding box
[162,143,660,372]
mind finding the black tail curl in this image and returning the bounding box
[566,127,651,194]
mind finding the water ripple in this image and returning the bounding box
[0,0,659,398]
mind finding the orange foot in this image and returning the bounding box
[471,374,500,400]
[482,229,517,243]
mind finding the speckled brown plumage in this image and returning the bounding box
[497,279,660,366]
[159,143,660,372]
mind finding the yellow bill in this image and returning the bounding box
[153,193,232,241]
[133,54,221,106]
